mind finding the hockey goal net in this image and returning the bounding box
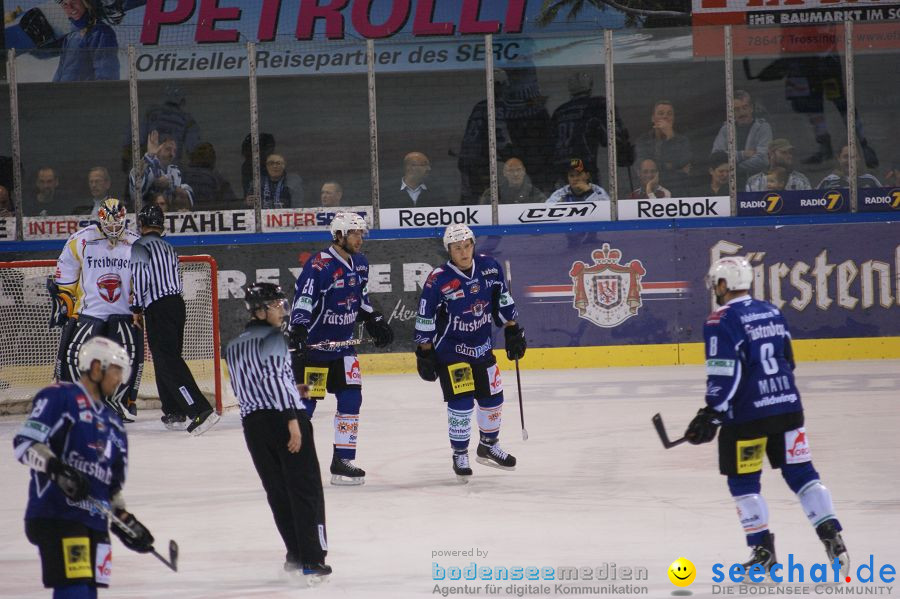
[0,256,222,415]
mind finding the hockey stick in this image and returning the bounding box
[505,260,528,441]
[87,498,179,571]
[289,338,367,352]
[651,413,687,449]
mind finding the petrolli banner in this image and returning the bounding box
[3,221,897,351]
[4,0,674,83]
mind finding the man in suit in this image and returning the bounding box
[381,152,447,209]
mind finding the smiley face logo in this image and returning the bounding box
[668,557,696,587]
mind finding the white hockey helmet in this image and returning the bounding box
[706,256,752,292]
[97,198,128,242]
[329,211,367,240]
[442,224,475,251]
[77,337,132,382]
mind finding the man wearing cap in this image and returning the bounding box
[745,138,811,192]
[545,158,611,204]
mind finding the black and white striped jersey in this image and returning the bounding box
[225,321,306,419]
[130,232,181,310]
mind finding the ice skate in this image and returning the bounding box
[186,409,220,436]
[741,532,777,575]
[104,397,133,423]
[330,456,365,486]
[817,520,850,578]
[475,438,516,470]
[284,556,332,586]
[452,450,472,483]
[161,413,189,431]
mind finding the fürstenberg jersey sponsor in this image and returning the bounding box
[618,196,731,220]
[379,206,491,228]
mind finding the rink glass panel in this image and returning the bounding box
[136,45,250,213]
[612,26,726,200]
[16,48,130,218]
[256,40,371,212]
[374,35,486,208]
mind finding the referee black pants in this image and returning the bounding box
[243,410,327,565]
[145,294,211,418]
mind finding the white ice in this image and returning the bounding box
[1,361,898,599]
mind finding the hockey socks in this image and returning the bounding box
[734,493,770,546]
[797,480,838,529]
[447,401,474,451]
[333,412,359,459]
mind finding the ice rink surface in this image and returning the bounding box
[1,361,898,599]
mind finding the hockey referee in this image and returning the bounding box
[130,204,219,435]
[226,282,331,582]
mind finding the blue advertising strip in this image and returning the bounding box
[858,187,900,213]
[737,189,852,216]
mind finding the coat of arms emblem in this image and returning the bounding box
[569,244,646,327]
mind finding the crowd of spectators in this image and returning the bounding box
[13,69,897,219]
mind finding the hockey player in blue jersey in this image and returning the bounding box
[685,256,849,576]
[414,224,527,482]
[13,337,155,598]
[288,212,394,485]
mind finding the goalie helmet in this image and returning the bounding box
[329,212,367,240]
[244,282,286,312]
[706,256,752,292]
[97,198,128,242]
[77,337,132,383]
[138,203,165,229]
[442,224,475,251]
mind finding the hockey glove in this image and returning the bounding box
[288,324,309,353]
[46,276,72,329]
[685,406,722,445]
[46,457,89,501]
[504,323,527,361]
[111,509,155,554]
[364,311,394,347]
[415,346,439,382]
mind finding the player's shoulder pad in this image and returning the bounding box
[705,304,730,326]
[260,327,289,360]
[423,266,446,290]
[476,255,502,276]
[309,251,335,272]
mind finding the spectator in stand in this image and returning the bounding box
[765,167,789,191]
[381,152,447,209]
[0,185,12,216]
[628,158,672,200]
[480,158,546,205]
[705,152,731,197]
[546,159,610,204]
[550,72,634,187]
[817,144,882,190]
[635,100,692,195]
[145,191,169,214]
[130,131,194,210]
[745,139,811,192]
[73,166,113,217]
[182,142,237,210]
[33,167,66,216]
[250,153,303,209]
[712,90,772,185]
[53,0,119,82]
[123,84,201,174]
[320,181,343,207]
[241,132,276,196]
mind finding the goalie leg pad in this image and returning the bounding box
[475,394,503,440]
[105,316,145,413]
[447,397,474,451]
[62,317,103,383]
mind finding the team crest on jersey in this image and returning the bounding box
[96,273,123,303]
[569,244,646,328]
[464,299,490,318]
[347,276,357,287]
[469,282,481,294]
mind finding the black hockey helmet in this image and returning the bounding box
[244,282,286,312]
[138,203,165,229]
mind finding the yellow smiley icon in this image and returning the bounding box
[668,557,696,587]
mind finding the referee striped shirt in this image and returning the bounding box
[225,321,306,419]
[130,232,182,310]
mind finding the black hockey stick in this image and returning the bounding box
[88,498,179,571]
[505,260,528,441]
[652,413,687,449]
[289,337,368,352]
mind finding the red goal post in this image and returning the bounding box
[0,255,222,415]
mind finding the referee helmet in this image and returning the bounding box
[138,204,165,229]
[244,282,286,313]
